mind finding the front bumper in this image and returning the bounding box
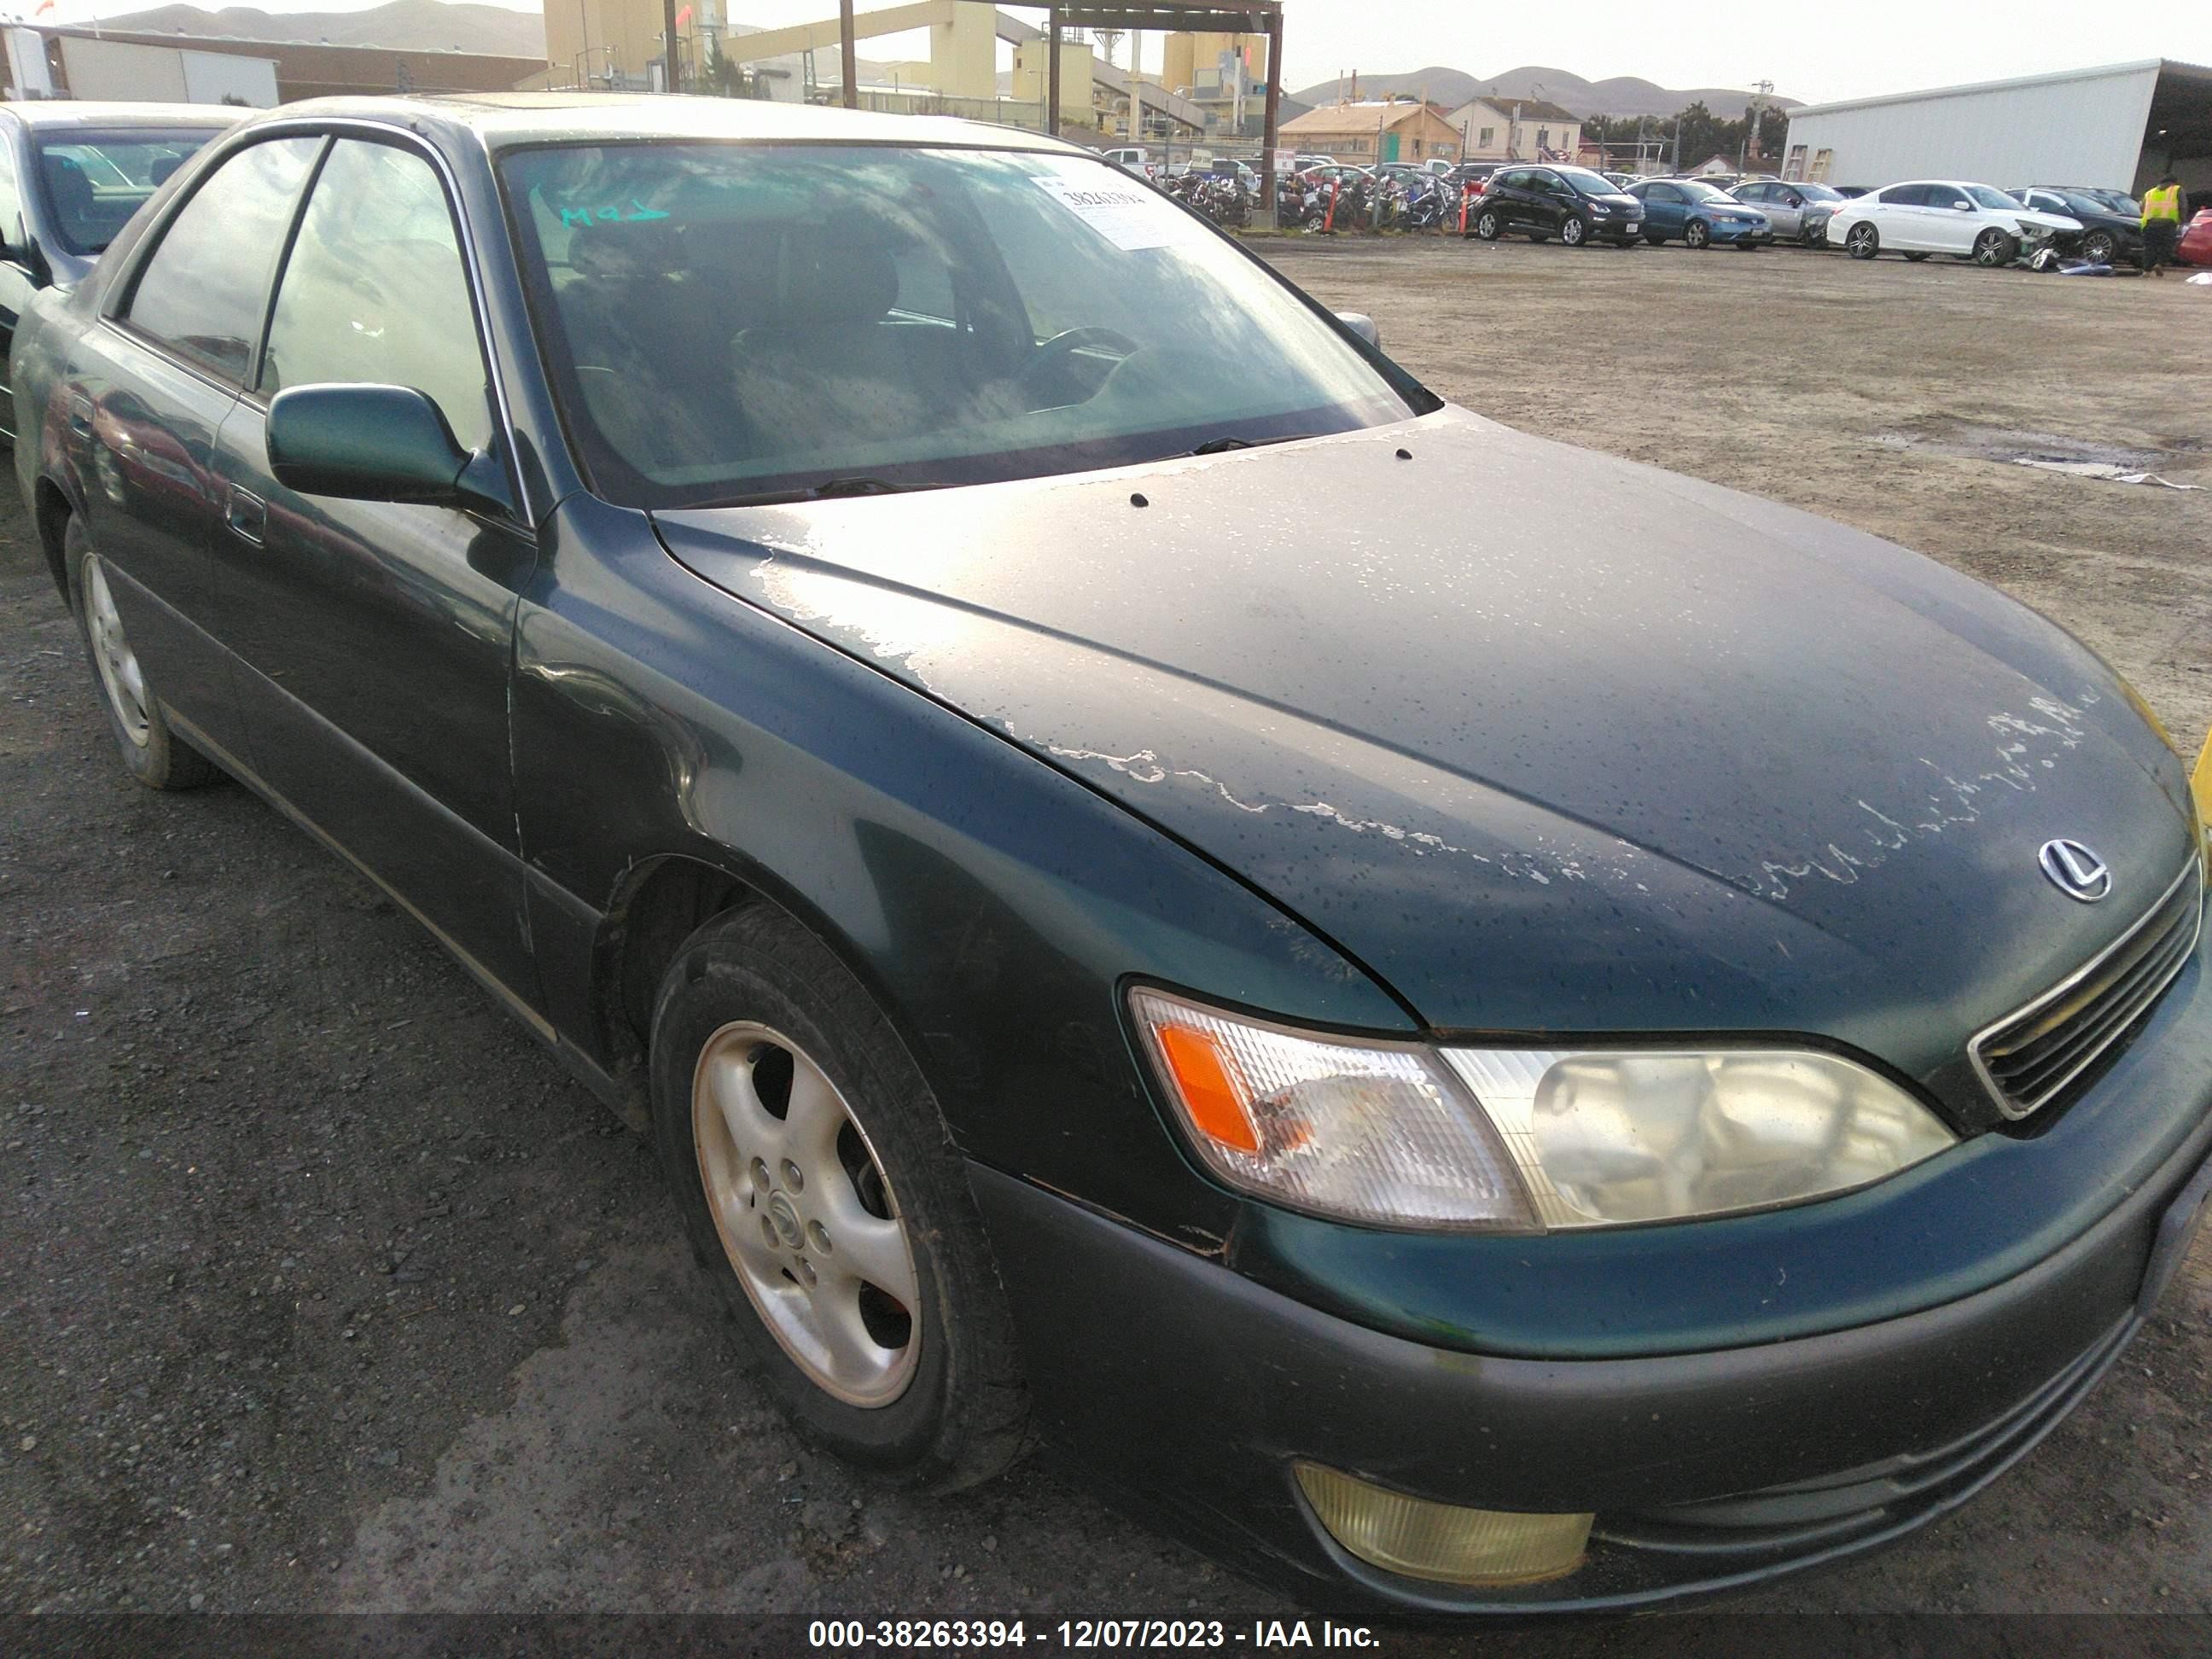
[973,1061,2212,1617]
[1714,224,1773,244]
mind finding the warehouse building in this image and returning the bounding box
[1782,58,2211,197]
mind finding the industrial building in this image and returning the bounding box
[1782,58,2212,196]
[2,21,542,104]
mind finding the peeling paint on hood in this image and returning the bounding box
[653,408,2195,1087]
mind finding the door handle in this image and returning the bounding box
[67,394,93,439]
[226,486,266,545]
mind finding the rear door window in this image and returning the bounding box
[120,136,322,384]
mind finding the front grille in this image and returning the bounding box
[1971,854,2204,1120]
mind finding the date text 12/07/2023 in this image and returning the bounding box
[806,1619,1382,1649]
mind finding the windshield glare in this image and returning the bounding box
[1965,185,2019,211]
[500,143,1417,508]
[1678,180,1732,202]
[36,131,218,255]
[1552,166,1618,195]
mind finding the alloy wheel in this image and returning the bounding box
[1973,230,2013,267]
[83,554,150,749]
[2081,231,2115,265]
[1847,224,1877,259]
[691,1022,922,1407]
[1685,221,1709,248]
[1563,217,1586,246]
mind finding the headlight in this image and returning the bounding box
[1132,992,1954,1231]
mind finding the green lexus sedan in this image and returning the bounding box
[15,94,2212,1617]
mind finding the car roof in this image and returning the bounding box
[230,92,1078,156]
[3,101,244,131]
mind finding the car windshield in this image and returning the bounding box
[1676,180,1732,202]
[1965,185,2019,211]
[1551,166,1617,195]
[34,129,219,255]
[501,143,1421,509]
[2068,189,2139,216]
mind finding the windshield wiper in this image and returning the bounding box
[684,476,944,509]
[1184,433,1314,457]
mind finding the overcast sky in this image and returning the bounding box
[30,0,2212,106]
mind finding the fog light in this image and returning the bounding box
[1294,1463,1592,1586]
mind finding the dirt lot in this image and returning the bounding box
[3,236,2210,1641]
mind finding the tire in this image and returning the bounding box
[650,903,1027,1491]
[1799,224,1823,247]
[1903,251,1932,262]
[1643,231,1666,246]
[1684,219,1711,249]
[2081,230,2116,265]
[1972,228,2018,268]
[1560,215,1588,247]
[64,515,221,791]
[1526,232,1547,243]
[1845,222,1879,259]
[1738,240,1763,251]
[1470,207,1501,241]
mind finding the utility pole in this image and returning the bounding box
[663,0,681,91]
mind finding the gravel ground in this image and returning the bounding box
[3,234,2209,1641]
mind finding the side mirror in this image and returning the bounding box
[267,383,507,513]
[1336,311,1381,350]
[1784,193,1802,207]
[1953,199,1974,211]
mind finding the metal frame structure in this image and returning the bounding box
[818,1,1287,208]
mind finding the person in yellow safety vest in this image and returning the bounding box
[2141,175,2184,276]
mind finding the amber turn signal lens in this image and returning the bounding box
[1154,1024,1259,1153]
[1295,1463,1592,1588]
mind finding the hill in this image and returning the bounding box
[98,2,545,57]
[1289,64,1798,121]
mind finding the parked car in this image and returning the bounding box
[2010,186,2146,268]
[1730,179,1849,244]
[19,94,2212,1621]
[0,101,238,441]
[1100,145,1153,178]
[1467,163,1646,247]
[1830,180,2079,265]
[1623,178,1773,247]
[2180,207,2212,265]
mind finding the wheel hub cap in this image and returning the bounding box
[83,555,150,749]
[691,1021,922,1407]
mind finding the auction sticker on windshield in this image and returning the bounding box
[1034,175,1196,251]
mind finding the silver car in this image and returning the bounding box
[1731,179,1850,244]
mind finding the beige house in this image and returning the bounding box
[1447,96,1583,164]
[1280,99,1461,165]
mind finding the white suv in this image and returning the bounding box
[1830,179,2079,266]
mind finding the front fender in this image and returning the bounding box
[512,493,1415,1249]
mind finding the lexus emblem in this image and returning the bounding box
[2039,839,2111,904]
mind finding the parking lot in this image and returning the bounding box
[3,233,2209,1633]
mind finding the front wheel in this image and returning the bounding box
[1470,207,1502,241]
[1561,215,1588,247]
[1684,220,1711,249]
[1972,228,2019,267]
[651,904,1028,1489]
[1845,223,1880,259]
[65,516,220,791]
[2080,230,2116,265]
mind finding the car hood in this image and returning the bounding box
[1587,193,1642,210]
[2013,209,2083,232]
[654,410,2195,1108]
